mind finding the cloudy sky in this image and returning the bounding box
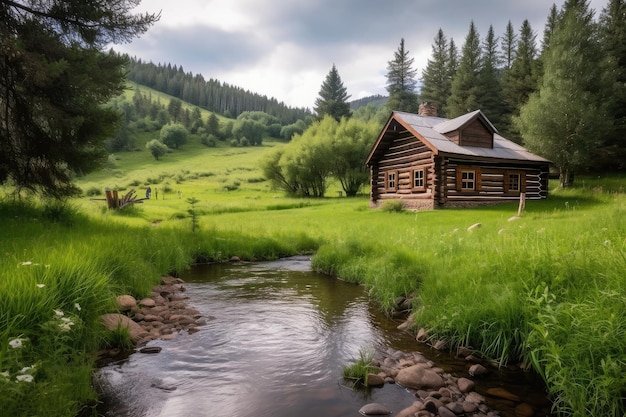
[115,0,608,110]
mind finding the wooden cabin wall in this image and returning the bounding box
[440,160,549,208]
[370,131,435,209]
[458,119,493,148]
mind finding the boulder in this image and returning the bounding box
[396,364,445,390]
[100,313,146,343]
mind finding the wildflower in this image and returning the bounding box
[9,337,25,349]
[59,322,74,332]
[0,371,9,380]
[16,374,33,383]
[74,303,81,311]
[36,283,45,288]
[19,261,32,266]
[19,366,34,374]
[54,309,64,317]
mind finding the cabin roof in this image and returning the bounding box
[366,110,551,165]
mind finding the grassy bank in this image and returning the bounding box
[1,127,624,417]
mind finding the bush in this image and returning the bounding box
[85,187,101,197]
[380,200,404,212]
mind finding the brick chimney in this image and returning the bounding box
[418,102,438,117]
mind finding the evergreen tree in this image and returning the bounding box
[385,38,419,112]
[314,64,351,121]
[421,29,452,116]
[517,0,609,187]
[501,21,517,69]
[0,0,158,198]
[599,0,626,169]
[479,25,506,127]
[447,22,482,117]
[501,19,539,140]
[448,38,459,76]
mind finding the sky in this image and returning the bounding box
[114,0,609,110]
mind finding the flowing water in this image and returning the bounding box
[95,256,551,417]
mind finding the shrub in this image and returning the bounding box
[380,200,404,212]
[85,187,101,197]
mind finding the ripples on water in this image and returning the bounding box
[97,257,417,417]
[96,256,551,417]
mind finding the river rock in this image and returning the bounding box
[396,364,445,390]
[139,346,162,354]
[359,403,391,415]
[395,402,424,417]
[469,363,489,376]
[139,298,156,307]
[100,313,146,342]
[457,377,475,393]
[366,373,385,387]
[515,402,535,417]
[486,387,520,402]
[116,295,137,311]
[438,406,456,417]
[415,327,428,342]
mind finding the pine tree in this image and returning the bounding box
[501,21,517,70]
[517,0,609,187]
[478,25,505,127]
[0,0,158,197]
[447,22,482,117]
[501,19,539,140]
[599,0,626,169]
[385,38,419,112]
[314,64,352,121]
[421,29,451,116]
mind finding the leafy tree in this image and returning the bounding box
[421,29,452,116]
[159,124,188,149]
[330,118,379,196]
[233,119,264,145]
[385,38,419,112]
[447,22,482,117]
[280,120,307,141]
[517,0,609,187]
[167,98,183,123]
[314,64,352,121]
[599,0,626,169]
[0,0,158,198]
[146,139,168,160]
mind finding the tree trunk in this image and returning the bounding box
[559,168,574,188]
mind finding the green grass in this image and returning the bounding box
[1,136,625,417]
[342,348,379,387]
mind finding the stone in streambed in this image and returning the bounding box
[358,403,391,415]
[100,313,146,343]
[396,364,445,390]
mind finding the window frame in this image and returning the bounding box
[505,170,525,195]
[456,166,481,192]
[411,167,427,191]
[385,170,398,192]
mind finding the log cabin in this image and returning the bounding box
[366,104,551,210]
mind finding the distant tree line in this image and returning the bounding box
[125,57,312,125]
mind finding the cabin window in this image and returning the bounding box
[505,171,525,194]
[461,170,475,190]
[412,168,426,191]
[386,170,398,191]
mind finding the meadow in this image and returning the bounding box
[1,129,624,417]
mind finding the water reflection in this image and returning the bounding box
[97,257,417,417]
[96,256,551,417]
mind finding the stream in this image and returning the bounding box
[95,256,551,417]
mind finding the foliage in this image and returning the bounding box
[517,1,610,187]
[145,139,169,160]
[478,25,506,127]
[380,200,404,212]
[0,0,158,199]
[342,348,379,387]
[159,124,188,149]
[262,117,377,197]
[385,38,419,112]
[314,64,352,121]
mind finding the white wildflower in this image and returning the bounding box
[36,283,45,288]
[8,337,25,349]
[54,309,64,317]
[0,371,9,380]
[19,261,32,266]
[15,374,33,383]
[19,366,34,374]
[59,320,74,332]
[74,303,81,311]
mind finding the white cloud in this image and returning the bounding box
[116,0,610,109]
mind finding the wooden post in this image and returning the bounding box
[517,192,526,217]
